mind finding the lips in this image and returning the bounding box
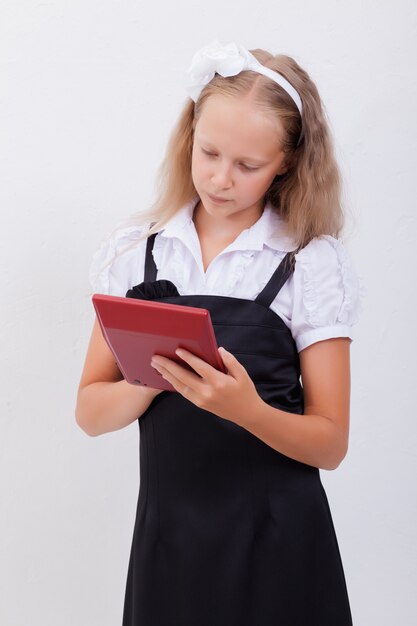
[207,193,230,203]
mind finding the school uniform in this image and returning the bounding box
[90,196,365,625]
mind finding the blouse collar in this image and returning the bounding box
[158,196,297,253]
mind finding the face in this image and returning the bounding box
[191,94,288,225]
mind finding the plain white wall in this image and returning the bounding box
[1,1,416,624]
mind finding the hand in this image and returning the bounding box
[150,347,264,425]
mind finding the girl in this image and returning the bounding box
[76,41,364,626]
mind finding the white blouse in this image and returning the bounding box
[89,198,366,353]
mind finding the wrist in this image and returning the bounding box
[236,395,266,429]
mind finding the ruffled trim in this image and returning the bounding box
[89,234,115,294]
[221,249,256,296]
[295,246,322,327]
[331,237,365,325]
[295,236,365,328]
[125,279,180,300]
[152,235,190,294]
[89,222,147,294]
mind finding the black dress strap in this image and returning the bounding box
[144,227,296,307]
[144,225,158,282]
[254,252,296,308]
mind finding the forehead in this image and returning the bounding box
[194,94,284,158]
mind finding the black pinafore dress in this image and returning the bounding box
[122,233,353,626]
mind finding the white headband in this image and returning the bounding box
[184,40,303,116]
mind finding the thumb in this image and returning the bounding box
[218,346,243,376]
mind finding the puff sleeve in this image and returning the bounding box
[291,235,366,352]
[88,222,148,297]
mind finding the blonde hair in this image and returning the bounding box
[109,48,344,260]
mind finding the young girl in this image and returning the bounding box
[76,41,364,626]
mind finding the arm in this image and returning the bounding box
[150,338,351,471]
[75,319,162,437]
[237,337,351,470]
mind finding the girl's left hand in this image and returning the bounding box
[150,347,263,426]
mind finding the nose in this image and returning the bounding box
[211,160,233,190]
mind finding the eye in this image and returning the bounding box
[240,163,259,172]
[202,148,217,157]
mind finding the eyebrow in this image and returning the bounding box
[197,137,270,165]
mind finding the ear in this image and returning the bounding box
[276,164,288,175]
[275,161,289,176]
[276,149,296,176]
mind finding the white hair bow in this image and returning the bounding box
[184,40,302,115]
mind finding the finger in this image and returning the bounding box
[151,356,203,390]
[152,363,193,399]
[175,348,222,381]
[217,347,247,378]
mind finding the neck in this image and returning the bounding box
[193,200,265,242]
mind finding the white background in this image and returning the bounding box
[1,1,416,624]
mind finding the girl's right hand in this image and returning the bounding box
[75,319,163,436]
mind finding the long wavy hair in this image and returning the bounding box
[105,48,344,263]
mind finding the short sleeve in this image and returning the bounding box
[88,221,149,297]
[291,235,366,352]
